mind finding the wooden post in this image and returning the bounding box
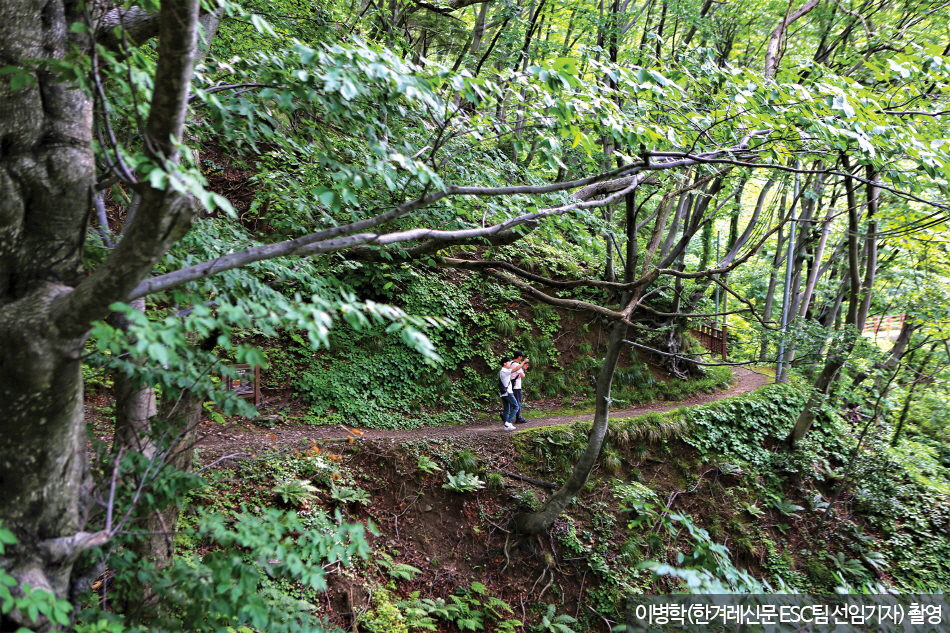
[722,325,728,360]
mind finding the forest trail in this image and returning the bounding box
[197,367,771,458]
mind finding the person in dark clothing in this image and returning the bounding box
[511,351,528,424]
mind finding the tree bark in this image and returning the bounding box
[843,155,863,327]
[680,0,715,48]
[111,301,160,461]
[117,388,204,616]
[0,1,200,623]
[779,171,826,377]
[0,0,100,617]
[786,329,856,448]
[797,201,835,319]
[851,318,918,392]
[856,168,878,331]
[891,343,938,446]
[759,210,787,362]
[625,191,639,283]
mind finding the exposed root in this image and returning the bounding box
[537,573,554,601]
[501,533,512,573]
[529,567,546,593]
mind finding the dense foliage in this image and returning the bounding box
[2,0,950,630]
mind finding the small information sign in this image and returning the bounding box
[224,363,261,405]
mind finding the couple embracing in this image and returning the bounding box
[498,351,529,431]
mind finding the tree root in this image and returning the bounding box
[501,533,512,573]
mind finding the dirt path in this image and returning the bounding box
[196,367,771,458]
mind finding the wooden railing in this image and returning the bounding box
[691,322,728,359]
[863,314,905,337]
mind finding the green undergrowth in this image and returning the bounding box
[74,380,949,633]
[359,583,522,633]
[511,380,950,618]
[178,438,564,632]
[263,266,727,430]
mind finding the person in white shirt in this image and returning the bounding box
[498,358,519,431]
[510,351,528,424]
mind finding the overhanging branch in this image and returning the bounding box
[128,138,767,300]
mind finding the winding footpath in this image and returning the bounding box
[196,367,771,458]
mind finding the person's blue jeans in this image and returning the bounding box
[501,394,520,423]
[513,388,525,422]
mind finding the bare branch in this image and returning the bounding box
[439,257,630,290]
[764,0,821,79]
[880,110,950,117]
[482,268,628,320]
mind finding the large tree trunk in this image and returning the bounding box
[0,0,99,619]
[0,291,95,619]
[0,2,200,625]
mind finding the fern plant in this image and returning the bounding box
[405,596,484,631]
[376,553,422,581]
[271,479,317,506]
[443,471,484,493]
[416,455,442,474]
[825,551,869,578]
[397,583,520,633]
[768,495,805,517]
[330,484,371,505]
[446,595,484,632]
[398,596,439,631]
[532,604,577,633]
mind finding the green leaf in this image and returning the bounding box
[148,168,168,190]
[9,71,32,91]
